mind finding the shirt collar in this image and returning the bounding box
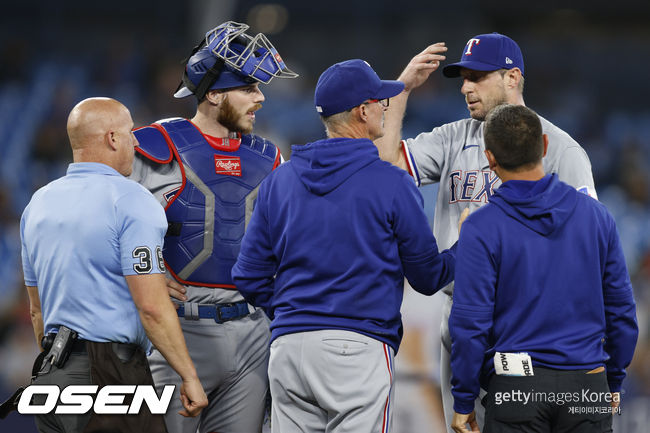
[66,162,123,177]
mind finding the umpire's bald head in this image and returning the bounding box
[67,97,138,176]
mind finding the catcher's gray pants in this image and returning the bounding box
[148,308,270,433]
[440,294,485,432]
[269,330,395,433]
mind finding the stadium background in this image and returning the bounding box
[0,1,648,431]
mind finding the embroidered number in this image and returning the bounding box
[155,246,166,272]
[132,247,153,274]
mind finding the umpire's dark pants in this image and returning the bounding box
[32,352,93,433]
[483,367,613,433]
[32,342,167,433]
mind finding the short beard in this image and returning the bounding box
[217,97,253,134]
[472,88,507,121]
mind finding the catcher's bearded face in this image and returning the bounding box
[217,84,265,134]
[460,68,508,121]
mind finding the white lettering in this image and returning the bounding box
[94,385,134,414]
[128,384,175,414]
[55,385,98,414]
[17,385,59,414]
[17,385,176,415]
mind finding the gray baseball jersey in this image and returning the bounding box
[403,114,596,432]
[405,114,597,297]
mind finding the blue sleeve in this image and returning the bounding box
[116,188,167,276]
[20,209,37,286]
[392,175,455,295]
[231,181,277,315]
[449,217,496,414]
[602,213,638,392]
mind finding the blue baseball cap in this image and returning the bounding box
[442,33,524,78]
[314,59,404,117]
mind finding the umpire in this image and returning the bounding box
[19,98,207,433]
[449,104,638,433]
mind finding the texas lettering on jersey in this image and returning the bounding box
[448,169,499,203]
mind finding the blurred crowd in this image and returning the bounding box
[1,2,649,431]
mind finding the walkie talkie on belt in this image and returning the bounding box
[43,325,78,369]
[0,325,79,419]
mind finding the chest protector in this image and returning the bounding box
[134,118,280,288]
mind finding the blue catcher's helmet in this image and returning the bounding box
[174,21,298,100]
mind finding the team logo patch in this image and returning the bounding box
[214,154,242,176]
[163,187,181,203]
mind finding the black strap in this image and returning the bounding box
[0,349,48,419]
[174,36,225,101]
[166,221,182,237]
[193,57,225,101]
[0,387,24,419]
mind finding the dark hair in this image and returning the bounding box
[484,104,543,171]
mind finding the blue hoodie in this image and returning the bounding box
[450,174,638,414]
[232,137,456,352]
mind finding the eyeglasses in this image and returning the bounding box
[363,98,390,108]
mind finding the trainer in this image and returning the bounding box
[449,104,638,433]
[232,59,457,432]
[20,97,207,433]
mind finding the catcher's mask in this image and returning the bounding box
[174,21,298,100]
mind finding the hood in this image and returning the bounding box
[490,174,578,236]
[289,137,378,195]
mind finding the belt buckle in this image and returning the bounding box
[216,303,236,323]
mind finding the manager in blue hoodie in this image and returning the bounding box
[449,104,638,433]
[232,59,457,433]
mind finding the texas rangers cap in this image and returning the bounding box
[314,59,404,117]
[442,33,524,78]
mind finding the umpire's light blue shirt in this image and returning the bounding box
[20,162,167,351]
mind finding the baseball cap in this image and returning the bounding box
[314,59,404,117]
[442,33,524,78]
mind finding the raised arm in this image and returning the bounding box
[375,43,447,167]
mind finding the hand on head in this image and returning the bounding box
[398,43,447,92]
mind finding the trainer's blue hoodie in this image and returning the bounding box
[450,174,638,414]
[232,137,456,352]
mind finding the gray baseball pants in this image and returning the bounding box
[148,308,270,433]
[269,330,395,433]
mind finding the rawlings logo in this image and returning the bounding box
[214,155,242,176]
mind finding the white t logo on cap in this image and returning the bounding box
[465,38,481,55]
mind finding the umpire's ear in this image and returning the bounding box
[106,130,118,151]
[542,134,549,157]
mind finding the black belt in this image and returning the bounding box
[42,336,138,361]
[42,335,87,353]
[176,301,251,323]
